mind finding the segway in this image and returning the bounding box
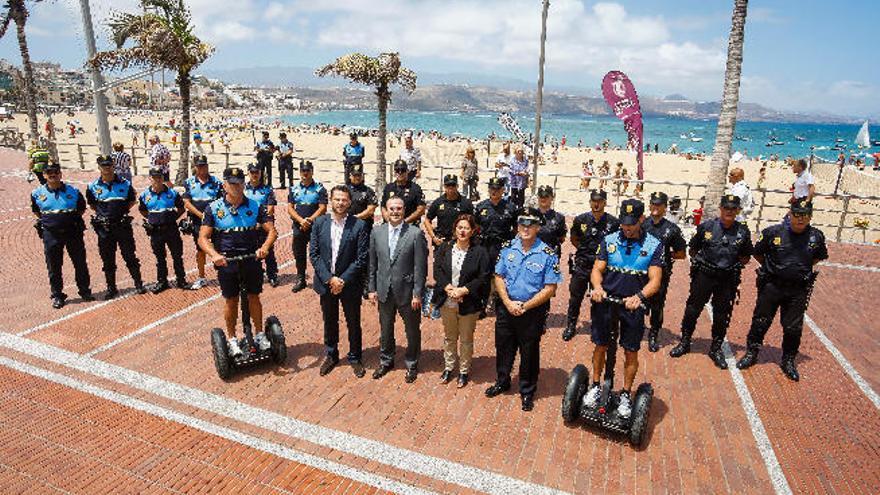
[210,253,287,380]
[561,295,653,446]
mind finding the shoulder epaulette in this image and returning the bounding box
[543,245,555,255]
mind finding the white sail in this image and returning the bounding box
[855,121,870,148]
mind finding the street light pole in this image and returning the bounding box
[531,0,549,193]
[77,0,111,155]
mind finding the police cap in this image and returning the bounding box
[223,167,246,184]
[790,199,813,215]
[350,163,364,175]
[517,207,545,226]
[247,162,261,172]
[720,194,741,209]
[44,162,61,173]
[443,174,458,186]
[96,155,113,167]
[299,160,314,172]
[590,189,607,201]
[488,177,506,189]
[619,198,645,225]
[393,159,408,173]
[649,191,669,205]
[349,132,358,140]
[537,185,554,197]
[148,167,164,177]
[194,154,209,166]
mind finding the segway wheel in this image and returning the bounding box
[211,328,233,380]
[628,383,654,446]
[265,315,286,365]
[562,364,589,422]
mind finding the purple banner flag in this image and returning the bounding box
[602,71,644,180]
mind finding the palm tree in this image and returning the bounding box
[316,52,417,191]
[89,0,213,185]
[704,0,749,221]
[0,0,41,143]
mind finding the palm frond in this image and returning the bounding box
[315,52,417,94]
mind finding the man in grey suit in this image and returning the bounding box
[368,196,428,383]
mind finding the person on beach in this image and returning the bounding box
[460,146,480,201]
[727,167,753,223]
[508,145,529,209]
[343,132,365,185]
[148,135,171,184]
[580,160,594,190]
[111,142,133,183]
[495,142,512,197]
[254,131,276,189]
[621,167,631,194]
[598,160,610,190]
[276,132,295,189]
[399,131,422,182]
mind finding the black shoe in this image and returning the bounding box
[780,355,799,381]
[405,368,418,383]
[151,281,170,294]
[351,361,366,378]
[708,347,728,370]
[51,296,66,309]
[669,336,691,358]
[319,356,338,376]
[291,275,306,293]
[478,310,487,320]
[457,373,469,388]
[562,321,577,341]
[268,277,279,288]
[484,382,511,398]
[736,346,760,370]
[521,395,535,412]
[134,282,147,295]
[175,279,190,290]
[372,364,393,380]
[103,287,119,301]
[80,292,95,302]
[440,369,453,383]
[648,328,660,353]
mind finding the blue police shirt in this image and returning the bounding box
[31,182,86,230]
[201,196,268,254]
[288,180,327,217]
[86,176,135,220]
[244,182,277,208]
[277,140,294,161]
[139,185,183,226]
[183,175,223,221]
[494,237,562,301]
[597,231,663,297]
[344,143,364,159]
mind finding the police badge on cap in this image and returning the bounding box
[790,199,813,215]
[590,189,607,201]
[537,185,554,197]
[96,155,113,167]
[720,194,741,209]
[517,207,544,226]
[649,191,668,205]
[619,199,645,225]
[488,177,506,189]
[443,174,458,186]
[223,167,245,184]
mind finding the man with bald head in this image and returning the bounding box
[727,167,753,223]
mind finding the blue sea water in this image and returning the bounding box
[277,110,876,163]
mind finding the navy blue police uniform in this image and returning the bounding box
[201,195,270,299]
[491,224,562,403]
[31,172,92,305]
[86,168,143,295]
[537,208,566,258]
[426,176,474,241]
[183,173,224,250]
[139,175,187,288]
[564,193,620,340]
[245,175,279,283]
[343,138,365,185]
[475,178,519,266]
[738,200,828,380]
[288,169,327,286]
[381,177,426,225]
[276,137,294,188]
[673,195,753,368]
[255,136,275,187]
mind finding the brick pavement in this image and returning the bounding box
[1,148,879,494]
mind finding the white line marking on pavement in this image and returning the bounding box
[818,261,880,273]
[804,314,880,410]
[0,332,569,495]
[706,304,793,495]
[0,356,433,495]
[0,215,32,224]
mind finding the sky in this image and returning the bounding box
[1,0,878,118]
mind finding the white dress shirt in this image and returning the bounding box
[330,214,347,272]
[728,180,754,222]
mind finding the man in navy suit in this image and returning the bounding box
[310,185,370,377]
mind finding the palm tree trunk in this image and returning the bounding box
[375,83,389,192]
[175,72,191,186]
[704,0,748,222]
[14,12,38,143]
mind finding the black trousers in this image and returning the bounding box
[648,267,674,331]
[43,228,90,299]
[258,232,277,280]
[463,177,479,201]
[278,158,293,188]
[566,269,592,326]
[746,280,808,356]
[96,223,141,286]
[320,290,363,362]
[291,229,310,275]
[259,158,273,188]
[680,268,739,340]
[510,188,525,209]
[378,290,422,370]
[149,226,186,284]
[495,301,549,397]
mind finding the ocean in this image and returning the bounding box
[277,110,876,163]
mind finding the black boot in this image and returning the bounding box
[133,272,147,294]
[291,274,306,293]
[562,319,577,341]
[104,274,118,300]
[708,339,728,369]
[736,345,760,370]
[669,334,692,358]
[780,354,799,381]
[648,328,660,353]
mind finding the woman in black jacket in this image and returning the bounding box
[432,213,491,387]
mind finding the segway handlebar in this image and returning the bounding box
[224,252,257,262]
[603,295,647,311]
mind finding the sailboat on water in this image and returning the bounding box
[855,121,870,148]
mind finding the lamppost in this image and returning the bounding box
[77,0,111,155]
[531,0,549,193]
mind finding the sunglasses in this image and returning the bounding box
[518,220,540,227]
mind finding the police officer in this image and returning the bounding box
[583,199,663,418]
[671,194,753,369]
[288,160,327,292]
[425,174,474,247]
[343,132,365,185]
[86,155,145,299]
[736,200,828,381]
[31,162,93,308]
[475,177,519,316]
[535,185,566,257]
[183,155,224,290]
[276,132,294,189]
[382,159,426,225]
[563,189,620,341]
[348,163,378,297]
[245,163,279,287]
[254,130,275,188]
[485,208,562,412]
[139,167,188,293]
[641,191,687,352]
[199,167,278,357]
